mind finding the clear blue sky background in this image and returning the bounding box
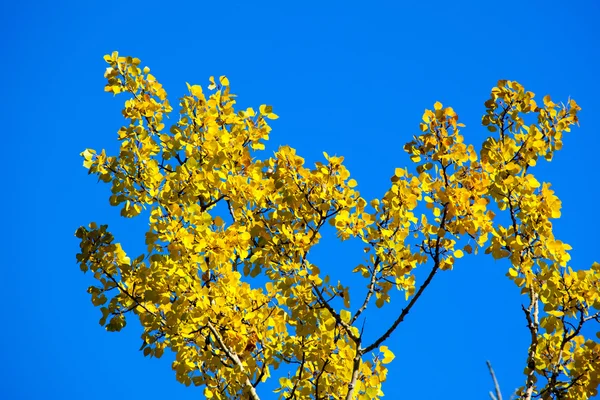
[2,1,599,399]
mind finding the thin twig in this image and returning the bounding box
[350,257,380,325]
[311,282,360,344]
[362,205,448,354]
[486,360,503,400]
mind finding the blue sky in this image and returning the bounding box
[1,1,599,399]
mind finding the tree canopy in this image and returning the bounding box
[76,52,599,400]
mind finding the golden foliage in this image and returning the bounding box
[76,52,598,399]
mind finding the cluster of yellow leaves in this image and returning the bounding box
[76,53,598,399]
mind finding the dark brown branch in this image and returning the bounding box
[362,205,448,354]
[362,259,440,354]
[286,350,306,400]
[311,282,360,344]
[98,263,164,326]
[200,194,226,212]
[314,359,330,400]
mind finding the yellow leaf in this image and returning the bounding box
[380,346,395,364]
[260,104,273,114]
[434,101,443,110]
[547,310,564,317]
[208,76,216,90]
[454,249,464,259]
[347,179,358,188]
[340,309,351,323]
[526,174,540,189]
[189,84,203,98]
[219,75,229,86]
[240,231,251,241]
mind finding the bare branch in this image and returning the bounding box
[487,360,503,400]
[362,260,440,354]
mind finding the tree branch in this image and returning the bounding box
[486,360,503,400]
[206,321,261,400]
[362,205,448,354]
[311,282,360,344]
[344,353,362,400]
[350,257,380,325]
[362,259,440,354]
[522,289,539,400]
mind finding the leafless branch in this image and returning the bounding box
[487,360,503,400]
